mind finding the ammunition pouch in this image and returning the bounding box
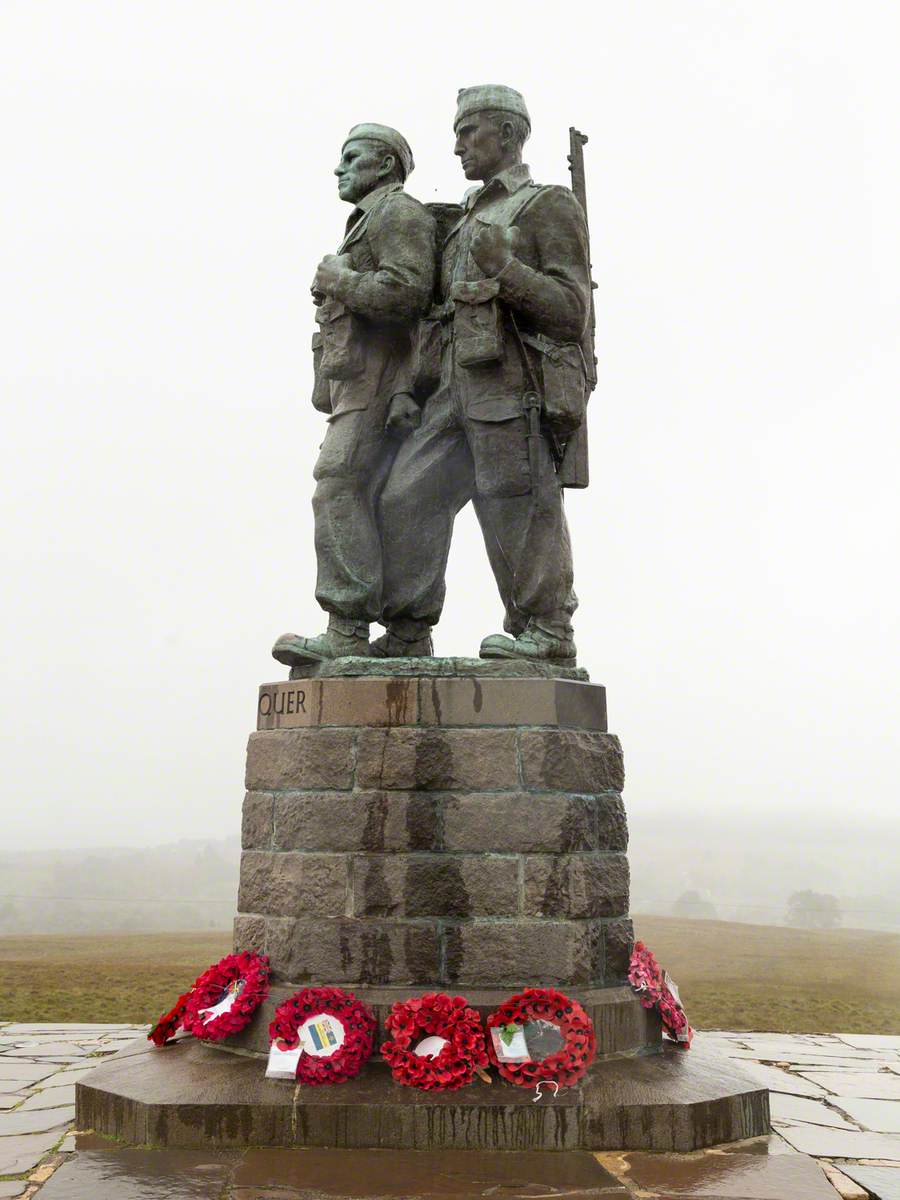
[521,332,588,438]
[450,278,503,367]
[310,331,333,413]
[316,300,364,381]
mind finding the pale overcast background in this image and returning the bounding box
[1,2,897,915]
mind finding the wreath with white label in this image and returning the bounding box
[485,987,596,1087]
[628,941,693,1048]
[150,951,270,1046]
[179,951,270,1042]
[381,992,489,1091]
[268,987,376,1085]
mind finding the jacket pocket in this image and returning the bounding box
[465,395,531,497]
[451,279,503,367]
[316,301,364,380]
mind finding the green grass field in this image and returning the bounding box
[0,919,897,1033]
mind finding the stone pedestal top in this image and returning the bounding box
[289,655,589,680]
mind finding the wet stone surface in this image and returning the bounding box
[1,1024,899,1196]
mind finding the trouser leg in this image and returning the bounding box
[466,411,577,639]
[312,408,398,623]
[379,394,474,635]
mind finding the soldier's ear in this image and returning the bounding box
[378,153,397,180]
[499,120,515,148]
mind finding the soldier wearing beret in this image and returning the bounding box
[378,86,591,664]
[273,125,436,667]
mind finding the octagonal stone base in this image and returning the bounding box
[76,1037,769,1153]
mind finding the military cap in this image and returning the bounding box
[454,85,531,131]
[342,123,415,179]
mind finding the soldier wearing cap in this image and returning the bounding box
[272,124,435,667]
[378,86,591,664]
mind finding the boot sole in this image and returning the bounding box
[479,647,577,668]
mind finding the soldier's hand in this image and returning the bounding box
[311,253,353,297]
[385,393,421,436]
[471,222,520,276]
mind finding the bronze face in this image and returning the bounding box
[334,139,392,204]
[453,112,508,183]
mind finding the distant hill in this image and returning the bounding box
[0,837,240,933]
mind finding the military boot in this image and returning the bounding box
[272,616,371,667]
[370,627,434,658]
[479,622,576,668]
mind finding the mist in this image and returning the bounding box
[1,3,897,932]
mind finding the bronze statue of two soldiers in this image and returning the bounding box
[273,85,594,670]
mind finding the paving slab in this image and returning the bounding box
[16,1086,75,1110]
[34,1147,237,1199]
[0,1063,58,1086]
[840,1163,900,1199]
[0,1104,74,1136]
[235,1147,629,1196]
[0,1093,25,1110]
[1,1041,92,1056]
[837,1036,900,1052]
[0,1184,28,1199]
[774,1123,900,1159]
[820,1162,869,1198]
[1,1025,141,1034]
[0,1127,64,1175]
[603,1148,835,1197]
[832,1098,900,1134]
[731,1060,828,1097]
[769,1092,859,1130]
[798,1072,900,1100]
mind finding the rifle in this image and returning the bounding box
[558,127,596,489]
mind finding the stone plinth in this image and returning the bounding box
[77,663,770,1150]
[234,668,633,1003]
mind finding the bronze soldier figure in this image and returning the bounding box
[272,125,435,667]
[378,86,591,664]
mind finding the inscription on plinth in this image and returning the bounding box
[257,676,607,731]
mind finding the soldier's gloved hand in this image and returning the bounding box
[385,393,421,436]
[471,222,521,276]
[312,253,353,298]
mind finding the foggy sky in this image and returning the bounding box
[1,0,897,890]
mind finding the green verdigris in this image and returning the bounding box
[379,86,591,666]
[273,125,435,669]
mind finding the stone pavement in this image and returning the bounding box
[0,1023,897,1198]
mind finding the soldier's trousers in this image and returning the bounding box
[312,403,399,624]
[379,384,576,639]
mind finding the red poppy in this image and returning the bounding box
[382,992,488,1091]
[268,987,375,1085]
[485,987,596,1088]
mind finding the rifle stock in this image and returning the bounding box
[559,126,596,489]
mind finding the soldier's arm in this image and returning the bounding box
[495,187,591,344]
[327,194,435,323]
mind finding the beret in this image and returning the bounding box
[455,85,531,131]
[343,124,414,179]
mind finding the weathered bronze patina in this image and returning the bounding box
[273,125,435,668]
[275,87,598,669]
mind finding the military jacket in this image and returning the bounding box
[439,165,591,434]
[315,183,435,419]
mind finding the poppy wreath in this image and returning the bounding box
[485,987,596,1088]
[382,992,489,1091]
[627,941,693,1048]
[268,987,376,1085]
[148,987,194,1047]
[179,951,270,1042]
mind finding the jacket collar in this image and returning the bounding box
[352,181,403,216]
[464,163,532,209]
